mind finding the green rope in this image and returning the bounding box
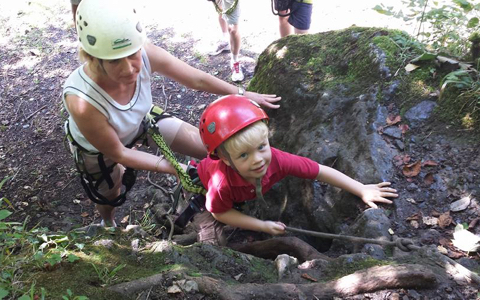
[212,0,239,16]
[147,127,206,196]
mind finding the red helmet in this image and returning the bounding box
[199,95,269,157]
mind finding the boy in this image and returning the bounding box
[194,95,398,245]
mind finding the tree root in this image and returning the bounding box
[191,264,436,300]
[228,236,333,262]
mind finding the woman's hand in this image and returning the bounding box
[360,182,398,209]
[245,91,281,109]
[262,221,286,235]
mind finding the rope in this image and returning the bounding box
[211,0,239,16]
[285,226,419,251]
[147,127,206,196]
[285,226,480,286]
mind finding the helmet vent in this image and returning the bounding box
[83,21,88,27]
[133,9,136,14]
[87,35,97,46]
[79,25,83,31]
[207,122,216,134]
[79,15,82,20]
[136,22,143,33]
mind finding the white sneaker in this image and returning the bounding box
[231,61,244,82]
[209,41,231,56]
[100,219,117,228]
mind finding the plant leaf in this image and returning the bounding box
[0,210,12,221]
[411,52,437,62]
[467,17,479,28]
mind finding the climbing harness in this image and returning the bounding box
[285,226,480,286]
[65,120,140,207]
[207,0,239,16]
[271,0,293,16]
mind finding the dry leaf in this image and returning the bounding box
[422,160,438,167]
[405,63,420,72]
[437,245,448,254]
[301,273,318,282]
[403,161,422,177]
[81,212,89,218]
[393,154,411,167]
[424,173,435,185]
[399,124,410,134]
[410,220,419,228]
[438,212,453,229]
[406,198,417,204]
[469,217,480,229]
[452,225,480,252]
[450,196,471,212]
[386,114,401,126]
[406,213,420,221]
[423,216,438,226]
[121,215,129,224]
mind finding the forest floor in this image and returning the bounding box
[0,0,479,299]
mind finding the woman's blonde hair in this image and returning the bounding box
[78,47,106,75]
[222,121,269,156]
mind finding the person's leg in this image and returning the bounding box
[228,24,241,62]
[193,211,227,246]
[79,151,124,227]
[71,0,82,25]
[288,2,312,35]
[223,0,244,81]
[278,12,294,37]
[156,117,207,159]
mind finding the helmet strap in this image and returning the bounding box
[218,144,238,173]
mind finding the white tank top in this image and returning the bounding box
[63,49,153,153]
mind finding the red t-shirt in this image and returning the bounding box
[197,147,319,213]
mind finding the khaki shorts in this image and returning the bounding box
[217,0,241,25]
[69,116,183,201]
[192,211,226,246]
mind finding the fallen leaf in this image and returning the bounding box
[386,114,401,126]
[399,124,409,134]
[167,285,182,294]
[422,160,438,167]
[431,210,441,217]
[438,212,453,229]
[423,216,438,226]
[407,213,421,221]
[393,154,411,167]
[437,245,448,254]
[450,196,471,212]
[301,273,318,282]
[410,220,419,228]
[438,238,451,247]
[424,173,435,185]
[452,225,480,252]
[388,228,394,235]
[469,217,480,229]
[403,160,422,177]
[81,212,89,218]
[405,63,420,72]
[406,198,417,204]
[121,215,129,224]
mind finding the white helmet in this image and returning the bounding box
[76,0,147,60]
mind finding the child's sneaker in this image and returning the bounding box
[209,41,231,56]
[231,61,244,82]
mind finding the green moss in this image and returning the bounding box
[321,257,392,282]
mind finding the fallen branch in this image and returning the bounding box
[192,264,436,300]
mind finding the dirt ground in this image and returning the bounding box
[1,0,479,299]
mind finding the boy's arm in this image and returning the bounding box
[316,165,398,208]
[212,209,285,235]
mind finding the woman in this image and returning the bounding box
[63,0,280,227]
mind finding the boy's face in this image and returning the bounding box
[221,137,272,184]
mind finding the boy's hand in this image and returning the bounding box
[262,221,286,235]
[360,182,398,209]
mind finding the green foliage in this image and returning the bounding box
[90,263,126,285]
[62,289,89,300]
[0,177,86,298]
[374,0,480,57]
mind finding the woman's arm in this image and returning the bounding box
[212,209,285,235]
[65,95,179,174]
[144,42,281,109]
[316,165,398,208]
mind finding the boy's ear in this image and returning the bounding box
[219,156,231,167]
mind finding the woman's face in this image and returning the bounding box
[100,49,142,84]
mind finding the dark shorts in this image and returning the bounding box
[288,2,313,30]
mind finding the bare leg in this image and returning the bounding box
[96,203,116,226]
[72,4,78,25]
[218,14,228,37]
[278,11,293,37]
[294,28,309,35]
[228,24,241,60]
[170,122,208,159]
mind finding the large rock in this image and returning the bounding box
[248,28,421,250]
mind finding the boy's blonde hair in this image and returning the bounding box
[221,121,269,156]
